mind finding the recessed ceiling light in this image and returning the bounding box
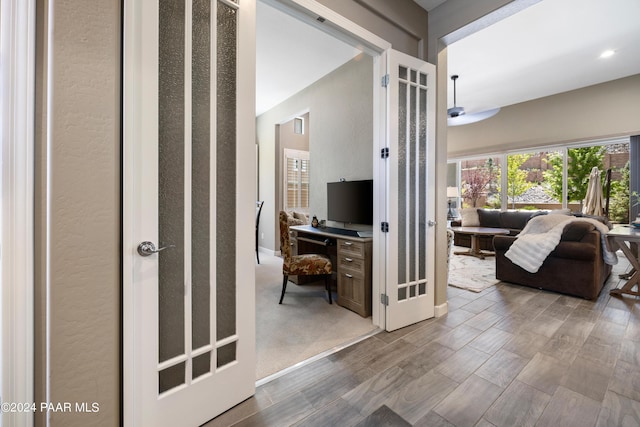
[600,50,615,58]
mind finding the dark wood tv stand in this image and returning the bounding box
[289,225,372,317]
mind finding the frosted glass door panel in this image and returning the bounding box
[158,0,186,366]
[396,64,428,301]
[156,0,239,396]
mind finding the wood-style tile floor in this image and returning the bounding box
[205,256,640,427]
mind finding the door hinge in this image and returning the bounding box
[381,74,389,87]
[381,147,389,159]
[381,293,389,306]
[381,222,389,233]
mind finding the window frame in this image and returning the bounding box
[283,148,310,212]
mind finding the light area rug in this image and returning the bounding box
[256,253,379,380]
[448,246,500,292]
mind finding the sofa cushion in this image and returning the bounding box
[572,212,613,229]
[500,211,534,230]
[478,209,502,228]
[460,208,480,227]
[550,241,597,261]
[561,221,595,242]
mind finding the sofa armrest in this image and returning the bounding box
[493,235,516,251]
[561,221,596,242]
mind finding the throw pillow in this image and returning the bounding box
[549,208,571,215]
[293,211,308,222]
[460,208,480,227]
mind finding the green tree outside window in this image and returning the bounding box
[498,153,533,209]
[544,146,604,209]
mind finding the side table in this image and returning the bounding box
[608,225,640,297]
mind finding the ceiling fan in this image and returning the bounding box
[447,74,500,126]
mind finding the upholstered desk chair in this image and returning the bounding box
[278,211,333,304]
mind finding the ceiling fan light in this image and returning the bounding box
[447,106,465,117]
[599,49,615,58]
[448,107,500,126]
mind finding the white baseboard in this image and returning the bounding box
[258,246,278,257]
[434,302,448,318]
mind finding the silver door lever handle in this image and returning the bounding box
[137,241,175,257]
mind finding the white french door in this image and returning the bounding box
[123,0,256,426]
[384,49,436,331]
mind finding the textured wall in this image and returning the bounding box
[35,0,121,425]
[257,54,373,251]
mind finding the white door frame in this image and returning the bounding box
[1,0,36,426]
[265,0,391,328]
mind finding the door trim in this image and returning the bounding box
[1,1,36,426]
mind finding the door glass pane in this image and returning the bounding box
[398,287,407,301]
[158,0,185,364]
[159,363,185,394]
[398,78,407,285]
[217,342,236,368]
[419,88,427,280]
[399,66,407,80]
[192,352,211,379]
[192,0,212,351]
[409,84,416,282]
[216,1,237,342]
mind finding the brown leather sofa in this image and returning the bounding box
[494,220,612,300]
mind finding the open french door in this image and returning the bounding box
[123,0,256,426]
[383,49,436,331]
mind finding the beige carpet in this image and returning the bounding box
[255,253,378,380]
[448,246,500,292]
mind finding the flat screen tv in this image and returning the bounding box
[327,179,373,225]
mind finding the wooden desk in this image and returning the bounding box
[449,226,510,259]
[290,225,373,317]
[608,225,640,297]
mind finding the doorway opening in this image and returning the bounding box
[254,0,386,382]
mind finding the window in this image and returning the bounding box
[284,149,309,211]
[459,157,500,208]
[450,138,630,220]
[293,117,304,135]
[506,150,560,210]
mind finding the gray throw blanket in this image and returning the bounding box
[505,214,617,273]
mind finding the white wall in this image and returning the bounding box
[257,54,373,251]
[448,74,640,158]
